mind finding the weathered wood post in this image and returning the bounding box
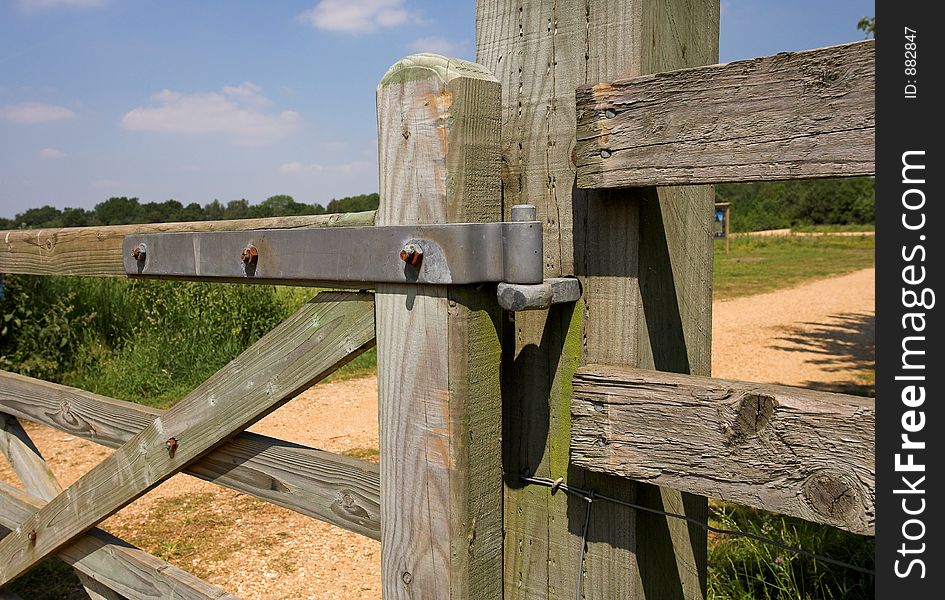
[476,1,719,598]
[375,55,504,598]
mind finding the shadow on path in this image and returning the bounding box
[770,311,875,397]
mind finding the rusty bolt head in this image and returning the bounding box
[241,245,258,266]
[28,529,37,544]
[165,437,178,456]
[399,243,423,267]
[131,243,148,262]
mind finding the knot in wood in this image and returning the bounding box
[802,472,858,523]
[728,393,776,443]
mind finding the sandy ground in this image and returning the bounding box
[1,268,875,599]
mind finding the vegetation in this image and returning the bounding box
[717,177,874,233]
[713,235,874,300]
[0,192,379,230]
[709,504,874,599]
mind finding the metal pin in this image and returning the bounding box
[165,437,178,457]
[131,243,148,262]
[241,244,258,266]
[511,204,537,222]
[399,243,423,267]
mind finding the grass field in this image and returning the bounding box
[714,234,875,300]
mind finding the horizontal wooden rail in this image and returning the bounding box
[571,365,874,535]
[575,41,874,187]
[0,210,376,278]
[0,370,381,540]
[0,482,235,600]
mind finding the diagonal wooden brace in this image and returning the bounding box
[0,291,375,585]
[0,482,235,600]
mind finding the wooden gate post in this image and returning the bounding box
[375,55,504,599]
[476,1,719,598]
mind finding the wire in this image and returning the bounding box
[520,473,875,577]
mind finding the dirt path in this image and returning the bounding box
[1,268,874,599]
[712,267,875,394]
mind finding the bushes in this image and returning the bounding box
[0,276,304,407]
[717,177,875,232]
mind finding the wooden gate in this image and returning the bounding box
[0,2,874,598]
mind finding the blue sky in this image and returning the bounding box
[0,0,873,218]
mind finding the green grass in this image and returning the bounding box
[709,503,874,599]
[714,235,875,300]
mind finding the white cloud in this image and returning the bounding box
[0,102,75,124]
[222,82,270,106]
[17,0,108,12]
[409,36,463,56]
[279,160,372,175]
[122,83,300,143]
[39,148,66,159]
[298,0,416,33]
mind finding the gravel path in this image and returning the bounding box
[1,268,874,599]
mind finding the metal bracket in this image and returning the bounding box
[497,277,582,311]
[123,216,542,286]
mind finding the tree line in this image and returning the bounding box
[2,176,874,233]
[0,193,379,230]
[717,177,874,232]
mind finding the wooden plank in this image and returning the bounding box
[0,414,118,600]
[376,54,503,599]
[0,371,381,540]
[576,41,874,187]
[477,1,718,598]
[571,365,875,535]
[0,291,375,584]
[0,482,236,600]
[0,413,61,502]
[0,211,375,277]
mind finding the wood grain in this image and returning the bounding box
[0,482,236,599]
[376,54,503,599]
[477,1,718,598]
[576,41,874,187]
[0,413,61,502]
[0,211,375,277]
[0,371,381,540]
[0,291,375,584]
[571,365,875,535]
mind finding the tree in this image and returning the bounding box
[857,16,875,38]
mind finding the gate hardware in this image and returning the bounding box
[123,207,542,286]
[497,277,582,311]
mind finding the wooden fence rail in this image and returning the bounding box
[0,292,375,584]
[0,211,375,278]
[571,365,875,535]
[575,40,875,187]
[0,482,236,600]
[0,371,382,539]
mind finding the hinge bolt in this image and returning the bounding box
[131,243,148,262]
[241,244,258,266]
[400,243,423,267]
